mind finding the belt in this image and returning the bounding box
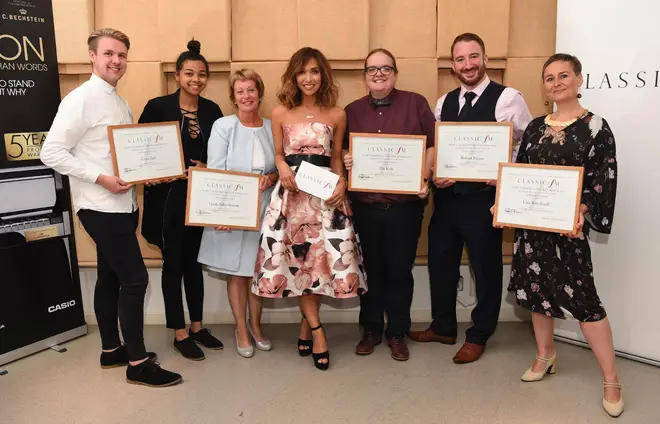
[285,154,331,168]
[352,199,423,210]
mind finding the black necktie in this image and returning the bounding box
[458,91,476,120]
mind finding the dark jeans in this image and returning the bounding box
[427,188,503,345]
[77,209,149,362]
[161,225,204,329]
[353,200,425,339]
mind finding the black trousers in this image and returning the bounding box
[427,189,503,345]
[353,200,424,339]
[78,209,149,362]
[161,224,204,330]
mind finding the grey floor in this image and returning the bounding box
[1,322,659,424]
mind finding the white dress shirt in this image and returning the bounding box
[434,75,533,160]
[41,74,137,213]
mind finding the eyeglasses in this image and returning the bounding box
[365,66,395,76]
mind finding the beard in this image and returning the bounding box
[455,63,487,87]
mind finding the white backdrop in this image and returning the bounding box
[555,0,660,365]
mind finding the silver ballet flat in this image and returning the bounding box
[248,321,272,351]
[235,330,254,358]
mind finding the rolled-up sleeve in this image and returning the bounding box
[40,94,99,183]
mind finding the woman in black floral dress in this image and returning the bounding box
[505,54,623,417]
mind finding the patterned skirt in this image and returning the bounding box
[252,171,368,298]
[507,228,606,322]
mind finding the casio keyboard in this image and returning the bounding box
[0,165,87,370]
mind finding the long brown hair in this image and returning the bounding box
[277,47,338,109]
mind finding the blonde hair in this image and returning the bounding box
[229,69,265,105]
[87,28,130,52]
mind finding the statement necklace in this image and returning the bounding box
[545,109,588,128]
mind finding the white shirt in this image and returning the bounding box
[434,75,533,160]
[41,74,137,213]
[251,133,265,170]
[236,122,266,170]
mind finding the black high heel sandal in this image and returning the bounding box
[297,315,312,357]
[310,324,330,371]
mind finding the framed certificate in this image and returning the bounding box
[434,122,513,181]
[107,122,186,184]
[493,163,584,234]
[185,168,262,230]
[348,133,426,194]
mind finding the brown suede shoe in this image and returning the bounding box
[407,328,457,345]
[355,330,382,355]
[388,337,410,361]
[452,342,485,364]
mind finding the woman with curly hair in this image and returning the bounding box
[252,47,367,371]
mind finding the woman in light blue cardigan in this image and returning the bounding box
[198,69,278,358]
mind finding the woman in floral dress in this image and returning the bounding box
[506,54,622,417]
[252,47,367,370]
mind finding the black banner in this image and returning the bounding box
[0,0,61,168]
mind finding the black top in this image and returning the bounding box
[137,90,223,249]
[439,81,506,196]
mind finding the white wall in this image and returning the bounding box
[554,0,660,365]
[78,264,528,326]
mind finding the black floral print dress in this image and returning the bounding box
[507,111,617,322]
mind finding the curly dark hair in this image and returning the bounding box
[277,47,338,109]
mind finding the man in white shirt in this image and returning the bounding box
[40,28,182,387]
[409,33,533,364]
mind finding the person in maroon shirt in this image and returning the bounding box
[343,48,435,361]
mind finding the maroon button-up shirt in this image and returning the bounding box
[343,88,436,204]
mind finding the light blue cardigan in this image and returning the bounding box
[197,115,276,276]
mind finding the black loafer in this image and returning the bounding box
[189,328,224,350]
[126,360,182,387]
[100,346,157,369]
[174,337,205,361]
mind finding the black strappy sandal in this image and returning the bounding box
[297,315,312,357]
[310,324,330,371]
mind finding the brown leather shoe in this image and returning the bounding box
[407,328,457,345]
[452,342,485,364]
[355,330,382,355]
[388,337,410,361]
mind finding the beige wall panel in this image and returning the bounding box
[95,0,159,62]
[335,70,367,108]
[298,0,369,60]
[59,75,79,99]
[370,0,436,58]
[232,0,298,61]
[117,62,166,122]
[59,74,91,98]
[166,72,233,118]
[508,0,557,58]
[157,0,230,63]
[229,62,288,118]
[504,58,551,118]
[53,0,94,64]
[396,59,438,106]
[437,0,511,59]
